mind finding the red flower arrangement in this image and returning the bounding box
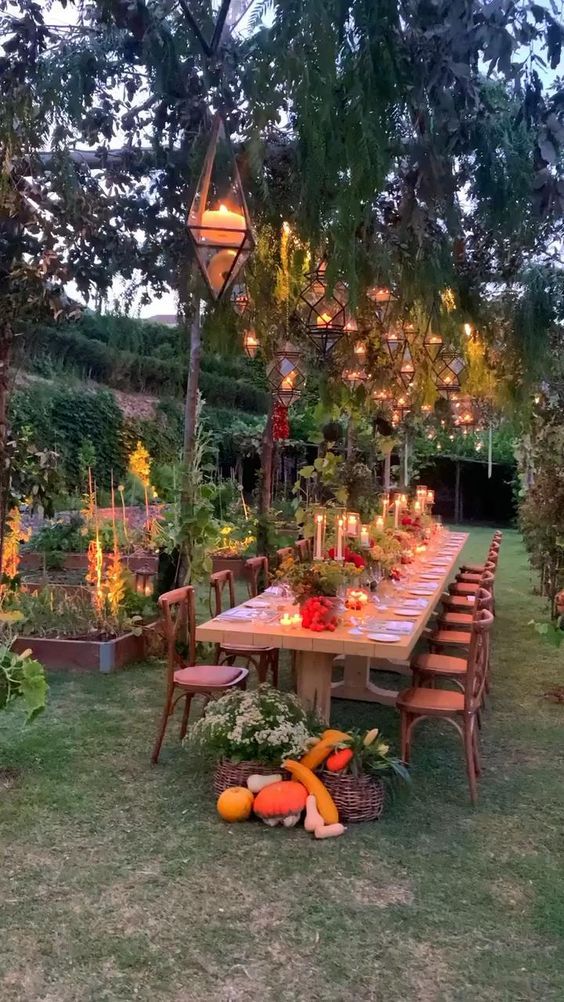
[327,545,366,570]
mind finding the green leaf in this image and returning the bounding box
[298,465,315,479]
[20,659,47,721]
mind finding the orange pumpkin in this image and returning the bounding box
[253,780,308,827]
[216,786,254,822]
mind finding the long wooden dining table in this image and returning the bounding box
[196,531,469,721]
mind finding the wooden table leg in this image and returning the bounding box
[331,655,408,707]
[295,650,335,722]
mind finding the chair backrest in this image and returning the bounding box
[276,546,294,567]
[158,585,196,679]
[465,608,494,712]
[245,555,269,598]
[294,538,311,563]
[209,569,236,618]
[474,586,493,614]
[468,609,494,713]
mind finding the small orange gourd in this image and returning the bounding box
[216,786,254,822]
[325,747,354,772]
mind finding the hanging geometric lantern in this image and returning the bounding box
[424,329,443,363]
[398,344,416,390]
[266,342,306,408]
[342,367,368,392]
[453,397,477,435]
[242,329,259,359]
[382,324,405,362]
[421,403,433,417]
[296,260,351,358]
[231,281,251,316]
[353,340,367,362]
[367,285,397,328]
[372,386,393,404]
[402,320,417,342]
[434,349,466,398]
[187,113,255,300]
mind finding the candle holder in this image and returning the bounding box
[312,508,327,561]
[187,113,255,300]
[359,524,371,549]
[345,511,360,537]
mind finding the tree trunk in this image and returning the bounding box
[346,418,355,460]
[454,460,461,523]
[383,451,391,491]
[182,297,202,472]
[256,397,274,556]
[0,323,13,577]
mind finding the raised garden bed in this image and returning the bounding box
[11,625,156,673]
[20,552,158,573]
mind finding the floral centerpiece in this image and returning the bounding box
[319,727,409,822]
[277,555,360,630]
[368,530,402,573]
[186,685,318,793]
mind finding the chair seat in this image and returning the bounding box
[220,642,277,656]
[431,629,472,646]
[457,572,482,583]
[397,686,465,713]
[443,594,475,609]
[413,652,468,675]
[439,612,473,627]
[461,563,486,573]
[174,664,244,687]
[451,582,479,595]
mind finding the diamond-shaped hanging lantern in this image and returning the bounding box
[424,330,444,363]
[231,281,251,316]
[242,329,259,359]
[266,342,306,408]
[382,323,406,363]
[296,260,351,358]
[434,349,466,398]
[187,114,255,301]
[367,285,397,328]
[398,344,416,390]
[342,367,368,392]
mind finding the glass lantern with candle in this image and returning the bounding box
[345,511,360,538]
[434,350,466,399]
[296,259,351,359]
[242,329,259,359]
[367,284,397,327]
[266,342,306,408]
[187,113,255,300]
[312,508,327,561]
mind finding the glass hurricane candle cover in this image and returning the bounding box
[187,114,255,300]
[313,511,326,561]
[360,525,370,548]
[336,515,345,560]
[346,512,360,537]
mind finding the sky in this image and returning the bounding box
[43,0,265,319]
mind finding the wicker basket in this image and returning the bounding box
[213,760,279,796]
[320,770,385,823]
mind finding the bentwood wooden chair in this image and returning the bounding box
[397,609,494,804]
[414,589,493,694]
[460,532,502,574]
[151,586,248,764]
[433,571,495,648]
[209,569,279,685]
[294,538,311,563]
[245,555,269,598]
[276,546,294,567]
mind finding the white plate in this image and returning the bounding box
[407,587,436,596]
[392,609,420,617]
[367,633,402,643]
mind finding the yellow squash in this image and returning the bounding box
[282,760,339,825]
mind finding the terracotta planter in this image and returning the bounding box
[211,556,247,580]
[11,627,153,673]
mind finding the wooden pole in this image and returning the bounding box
[454,460,461,523]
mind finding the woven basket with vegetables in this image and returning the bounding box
[317,729,409,823]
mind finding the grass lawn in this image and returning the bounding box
[1,527,564,1002]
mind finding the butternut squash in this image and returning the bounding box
[314,822,346,839]
[304,794,325,833]
[246,773,282,794]
[299,729,350,771]
[282,759,339,825]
